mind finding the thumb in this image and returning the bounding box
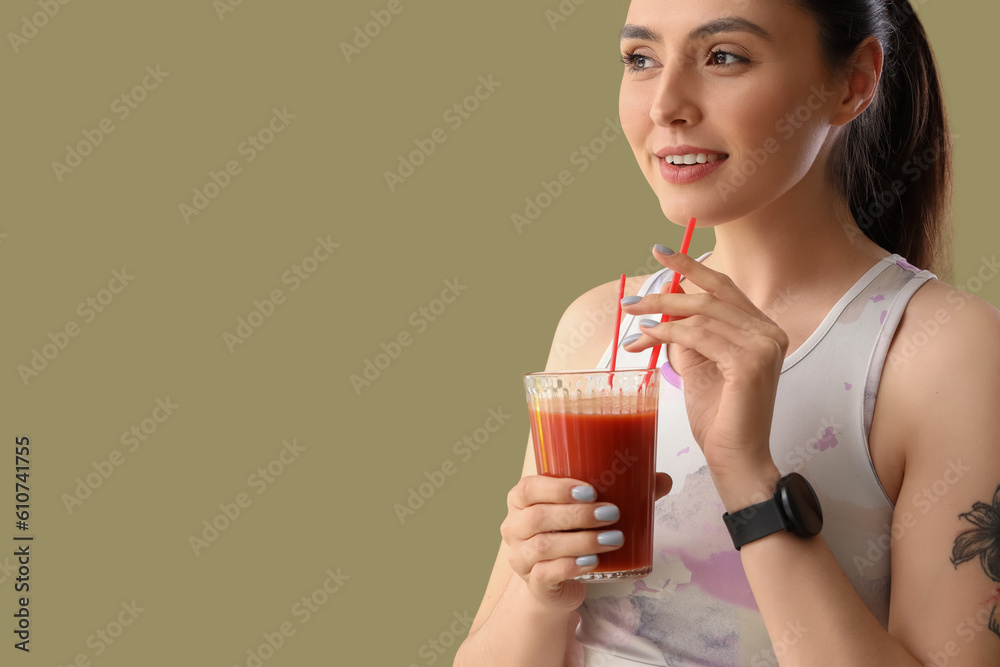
[653,472,673,501]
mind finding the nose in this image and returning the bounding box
[649,61,702,127]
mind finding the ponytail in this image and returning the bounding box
[797,0,954,279]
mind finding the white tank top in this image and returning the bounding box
[580,252,936,666]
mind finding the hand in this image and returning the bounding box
[621,248,785,507]
[501,473,672,613]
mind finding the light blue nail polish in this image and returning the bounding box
[572,486,596,502]
[654,244,675,255]
[594,505,620,522]
[576,554,598,568]
[639,318,660,328]
[621,296,642,306]
[598,530,625,546]
[621,333,641,346]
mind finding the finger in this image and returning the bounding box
[507,476,595,511]
[623,310,747,354]
[641,320,785,374]
[624,291,764,333]
[508,529,625,577]
[654,472,673,501]
[651,248,769,321]
[502,501,621,542]
[527,555,600,589]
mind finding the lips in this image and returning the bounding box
[657,153,728,184]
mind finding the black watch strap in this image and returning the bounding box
[723,497,788,551]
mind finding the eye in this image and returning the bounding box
[709,50,748,67]
[621,51,658,73]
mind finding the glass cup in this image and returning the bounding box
[524,369,658,581]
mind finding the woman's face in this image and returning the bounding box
[619,0,843,225]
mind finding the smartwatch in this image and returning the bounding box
[723,473,823,550]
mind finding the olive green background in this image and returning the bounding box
[0,1,995,665]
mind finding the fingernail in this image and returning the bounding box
[639,318,660,328]
[621,333,641,346]
[654,244,675,255]
[576,554,598,568]
[598,530,625,546]
[594,505,620,522]
[572,486,596,502]
[621,296,642,306]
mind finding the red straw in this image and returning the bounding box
[645,217,697,382]
[608,273,627,387]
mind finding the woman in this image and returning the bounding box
[456,0,1000,664]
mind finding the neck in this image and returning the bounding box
[699,159,888,315]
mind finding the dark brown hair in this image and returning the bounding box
[795,0,953,278]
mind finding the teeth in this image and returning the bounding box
[664,153,724,165]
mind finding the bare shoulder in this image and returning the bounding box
[878,277,1000,458]
[885,278,1000,381]
[544,274,654,372]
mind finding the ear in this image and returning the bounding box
[830,35,884,127]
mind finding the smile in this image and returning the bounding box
[657,154,728,184]
[661,153,727,165]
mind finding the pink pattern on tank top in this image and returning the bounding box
[844,382,852,390]
[677,549,759,610]
[813,426,839,451]
[871,293,885,303]
[632,579,662,594]
[897,258,921,274]
[660,358,682,389]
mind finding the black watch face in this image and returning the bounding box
[780,473,823,537]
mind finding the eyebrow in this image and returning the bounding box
[620,17,773,43]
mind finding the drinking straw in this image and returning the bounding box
[644,217,697,384]
[608,273,627,388]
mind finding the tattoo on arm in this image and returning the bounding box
[950,485,1000,638]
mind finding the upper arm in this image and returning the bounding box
[883,281,1000,662]
[466,277,636,637]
